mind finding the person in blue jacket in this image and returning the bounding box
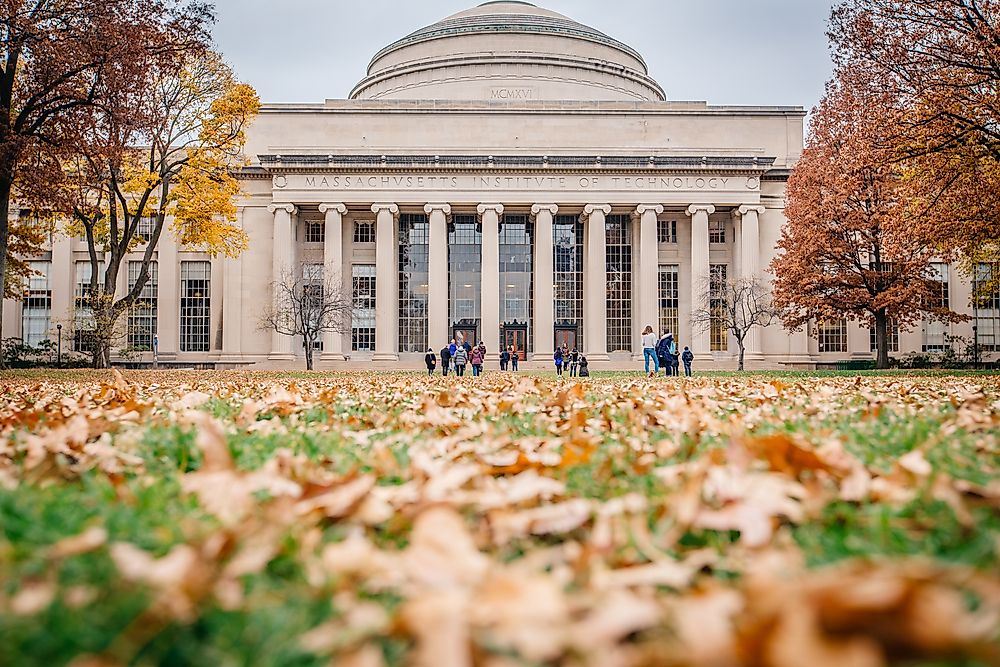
[554,346,564,375]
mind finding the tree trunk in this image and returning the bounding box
[874,308,890,369]
[737,339,746,371]
[0,165,13,366]
[304,341,314,371]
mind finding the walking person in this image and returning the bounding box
[424,348,437,376]
[641,325,659,377]
[681,346,694,376]
[510,346,519,371]
[554,346,564,375]
[470,344,484,377]
[440,343,452,377]
[568,347,580,377]
[499,347,510,371]
[453,344,468,376]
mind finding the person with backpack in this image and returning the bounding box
[656,331,672,375]
[470,345,484,376]
[440,344,452,377]
[453,345,468,376]
[578,355,590,377]
[424,348,437,376]
[568,347,580,377]
[641,325,659,377]
[499,347,510,371]
[554,346,564,375]
[681,346,694,376]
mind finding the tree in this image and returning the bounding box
[771,76,962,368]
[260,268,353,371]
[691,272,779,371]
[0,0,213,350]
[830,0,1000,281]
[56,52,257,367]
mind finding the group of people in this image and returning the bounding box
[553,345,590,377]
[427,339,523,376]
[641,326,694,377]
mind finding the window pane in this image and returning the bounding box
[658,264,679,337]
[352,264,376,351]
[500,214,533,352]
[606,214,632,353]
[127,261,158,351]
[449,214,481,340]
[398,213,429,353]
[180,261,211,352]
[553,215,584,350]
[709,264,728,351]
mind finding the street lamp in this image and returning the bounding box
[56,324,62,366]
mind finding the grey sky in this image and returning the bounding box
[211,0,835,111]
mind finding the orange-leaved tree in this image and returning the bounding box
[0,0,212,351]
[830,0,1000,286]
[771,74,962,368]
[48,52,258,367]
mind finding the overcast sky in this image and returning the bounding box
[211,0,835,111]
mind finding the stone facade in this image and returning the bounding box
[4,2,998,368]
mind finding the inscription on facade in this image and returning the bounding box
[489,87,535,100]
[285,174,761,192]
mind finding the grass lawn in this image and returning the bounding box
[1,370,998,666]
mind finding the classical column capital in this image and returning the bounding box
[318,203,347,215]
[686,204,716,217]
[583,204,612,216]
[477,203,504,216]
[735,205,766,217]
[371,203,399,216]
[635,204,664,216]
[530,203,559,216]
[423,203,452,216]
[267,203,297,215]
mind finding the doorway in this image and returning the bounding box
[502,323,528,361]
[452,323,478,348]
[554,325,578,353]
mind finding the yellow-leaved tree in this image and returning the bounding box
[59,51,258,367]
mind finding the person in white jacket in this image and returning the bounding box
[641,325,659,377]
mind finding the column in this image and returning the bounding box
[478,203,503,359]
[221,208,243,358]
[531,204,557,362]
[687,204,715,355]
[268,203,296,361]
[736,205,765,361]
[319,203,347,361]
[584,204,611,362]
[157,231,179,359]
[425,203,451,351]
[636,205,663,339]
[371,203,399,362]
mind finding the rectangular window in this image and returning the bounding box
[818,319,848,353]
[304,220,325,244]
[136,215,156,242]
[398,213,429,353]
[657,219,677,244]
[606,214,633,353]
[870,318,899,353]
[127,261,158,351]
[709,264,728,351]
[923,262,950,352]
[709,218,726,244]
[352,264,376,352]
[449,214,482,339]
[22,261,52,347]
[73,261,99,353]
[500,214,533,352]
[658,264,679,338]
[974,262,1000,351]
[553,215,584,351]
[179,261,211,352]
[354,221,375,244]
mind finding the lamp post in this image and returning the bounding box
[56,324,62,366]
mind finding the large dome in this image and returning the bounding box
[350,1,666,102]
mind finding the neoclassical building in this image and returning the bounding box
[5,1,998,368]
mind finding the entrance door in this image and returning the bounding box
[502,325,528,361]
[554,325,578,352]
